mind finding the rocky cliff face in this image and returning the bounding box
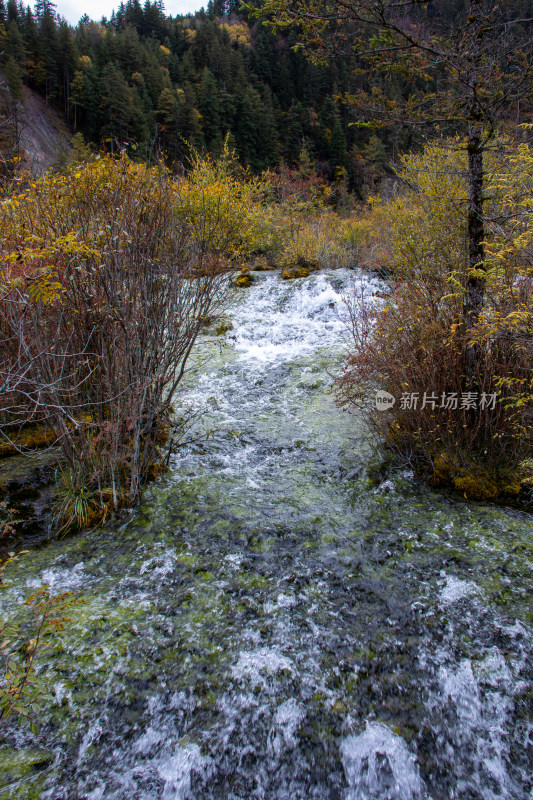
[18,86,72,175]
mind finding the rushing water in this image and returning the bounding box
[1,270,532,800]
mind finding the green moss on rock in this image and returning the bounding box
[0,747,53,789]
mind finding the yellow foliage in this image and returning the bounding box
[337,137,533,494]
[0,149,274,292]
[279,211,354,269]
[220,22,251,47]
[175,145,273,262]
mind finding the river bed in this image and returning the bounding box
[1,270,532,799]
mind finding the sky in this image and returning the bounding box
[54,0,203,26]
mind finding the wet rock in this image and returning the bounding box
[235,271,254,287]
[0,747,53,789]
[0,449,62,552]
[252,257,276,271]
[216,320,234,336]
[281,266,311,279]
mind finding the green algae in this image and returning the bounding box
[0,747,53,799]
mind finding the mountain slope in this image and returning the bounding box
[18,86,72,175]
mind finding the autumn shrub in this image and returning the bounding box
[277,211,357,270]
[341,198,400,273]
[0,151,260,521]
[336,139,533,497]
[178,146,274,262]
[255,165,360,270]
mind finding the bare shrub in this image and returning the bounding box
[0,154,249,516]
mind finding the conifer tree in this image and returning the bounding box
[57,21,77,117]
[285,99,305,163]
[4,18,26,71]
[6,0,19,23]
[198,66,222,152]
[37,0,59,102]
[257,85,279,167]
[100,62,133,148]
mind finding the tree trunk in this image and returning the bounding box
[465,121,485,327]
[463,120,485,379]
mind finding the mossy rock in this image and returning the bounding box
[146,461,168,481]
[501,480,523,496]
[281,266,310,279]
[252,257,276,271]
[282,254,320,278]
[0,425,57,457]
[453,473,499,500]
[332,699,348,714]
[431,451,524,501]
[430,453,454,487]
[216,320,234,336]
[235,273,253,288]
[0,747,53,788]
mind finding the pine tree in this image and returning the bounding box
[21,6,39,79]
[177,82,203,156]
[4,54,24,101]
[57,21,78,117]
[38,0,59,103]
[329,115,347,172]
[100,62,133,148]
[284,100,305,164]
[116,25,144,76]
[124,0,143,33]
[256,85,279,167]
[6,0,18,24]
[234,84,263,168]
[156,85,178,158]
[198,66,222,152]
[4,19,27,71]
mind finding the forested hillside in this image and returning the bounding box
[2,0,533,191]
[0,0,409,190]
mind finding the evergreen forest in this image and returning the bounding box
[0,0,460,189]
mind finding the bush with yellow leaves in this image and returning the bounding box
[336,138,533,498]
[0,150,267,522]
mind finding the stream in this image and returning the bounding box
[1,269,532,800]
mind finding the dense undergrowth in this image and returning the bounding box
[336,138,533,500]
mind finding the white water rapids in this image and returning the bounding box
[0,270,531,800]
